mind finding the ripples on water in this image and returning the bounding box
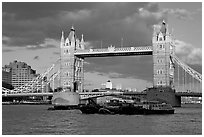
[2,104,202,135]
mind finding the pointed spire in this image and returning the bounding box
[68,25,76,44]
[81,34,84,42]
[80,34,85,50]
[160,19,167,35]
[162,19,166,25]
[71,25,75,31]
[61,31,64,40]
[60,31,64,47]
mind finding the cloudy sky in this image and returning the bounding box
[2,2,202,91]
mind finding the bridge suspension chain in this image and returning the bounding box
[173,55,202,93]
[173,55,202,82]
[183,68,185,91]
[46,70,60,92]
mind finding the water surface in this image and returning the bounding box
[2,104,202,135]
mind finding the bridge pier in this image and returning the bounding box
[146,87,181,107]
[52,92,80,109]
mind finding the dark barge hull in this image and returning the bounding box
[79,105,175,115]
[53,105,79,110]
[144,109,175,114]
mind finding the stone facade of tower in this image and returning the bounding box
[60,26,85,92]
[152,21,175,88]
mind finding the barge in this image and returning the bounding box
[79,99,175,115]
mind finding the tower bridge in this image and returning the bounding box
[2,21,202,107]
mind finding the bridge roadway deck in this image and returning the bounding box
[175,92,202,97]
[2,91,202,98]
[2,92,53,97]
[74,46,153,58]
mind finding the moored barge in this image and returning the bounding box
[79,99,175,115]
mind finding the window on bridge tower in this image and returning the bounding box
[160,81,163,84]
[159,37,163,41]
[160,70,163,74]
[66,72,70,76]
[157,70,163,74]
[63,80,66,86]
[160,45,163,49]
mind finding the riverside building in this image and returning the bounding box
[2,60,45,91]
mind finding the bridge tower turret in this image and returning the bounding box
[60,26,84,92]
[152,20,175,88]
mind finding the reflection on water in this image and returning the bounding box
[2,104,202,135]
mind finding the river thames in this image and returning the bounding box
[2,104,201,135]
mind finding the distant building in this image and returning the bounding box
[2,67,12,85]
[116,84,122,90]
[2,60,44,91]
[106,80,112,89]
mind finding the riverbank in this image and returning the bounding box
[2,101,51,105]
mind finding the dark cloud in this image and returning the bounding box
[3,2,201,83]
[53,51,60,55]
[33,55,39,60]
[2,49,13,52]
[84,56,153,81]
[2,2,97,20]
[3,2,157,48]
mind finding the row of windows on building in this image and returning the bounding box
[157,80,165,85]
[157,59,164,63]
[63,80,71,86]
[12,76,33,78]
[64,49,71,54]
[158,44,165,49]
[157,70,164,75]
[62,62,83,70]
[2,61,38,88]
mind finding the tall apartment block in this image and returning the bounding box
[2,67,12,85]
[2,60,46,91]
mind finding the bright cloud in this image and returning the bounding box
[138,4,195,21]
[26,38,60,50]
[175,39,202,65]
[60,9,92,21]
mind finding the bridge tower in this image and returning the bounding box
[148,20,180,106]
[60,26,85,92]
[152,20,175,88]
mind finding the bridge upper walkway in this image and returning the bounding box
[74,46,153,58]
